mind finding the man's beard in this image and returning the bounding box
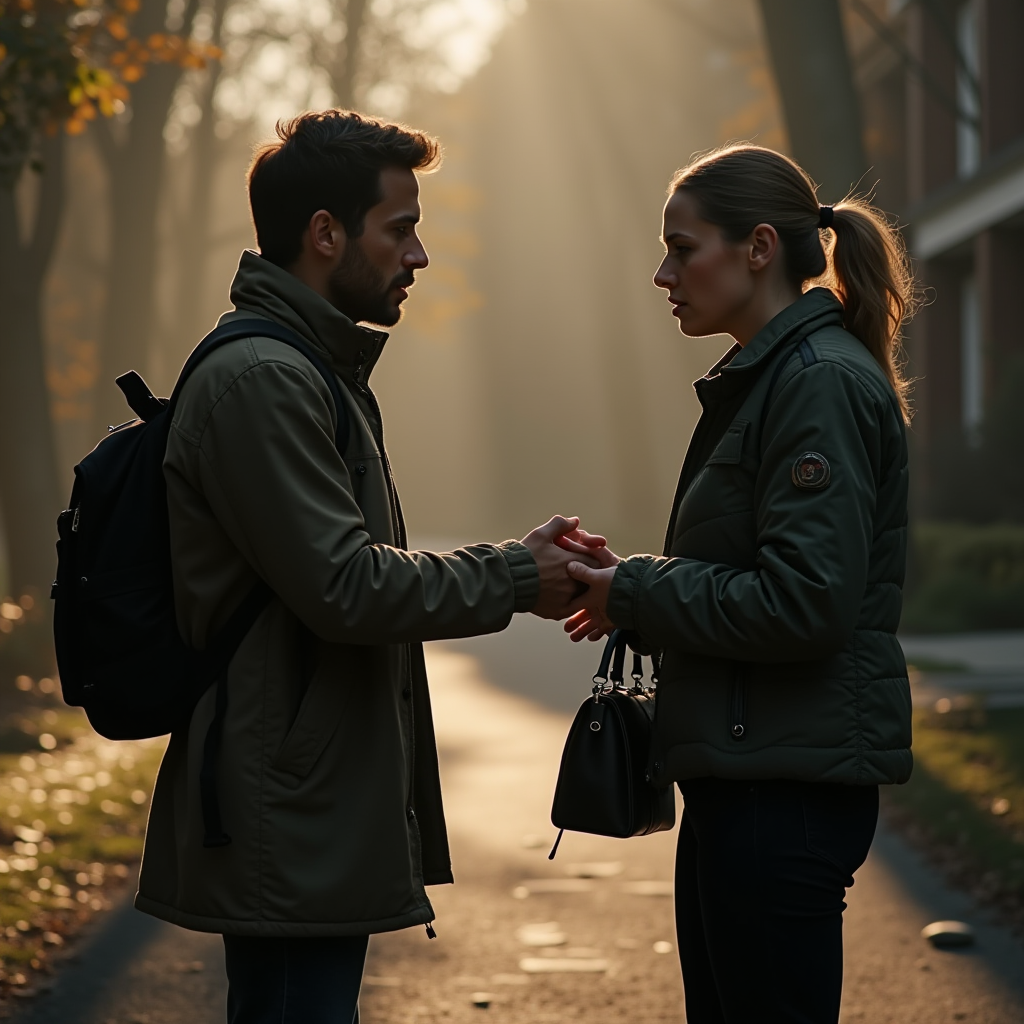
[328,240,413,328]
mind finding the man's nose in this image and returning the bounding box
[405,242,429,270]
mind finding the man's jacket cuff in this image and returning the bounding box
[608,555,657,635]
[497,540,540,613]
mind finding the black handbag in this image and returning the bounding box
[548,629,676,857]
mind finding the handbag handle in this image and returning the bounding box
[592,629,624,698]
[592,630,656,700]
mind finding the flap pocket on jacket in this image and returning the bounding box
[271,668,353,780]
[706,419,749,465]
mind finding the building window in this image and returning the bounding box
[960,274,983,442]
[956,1,981,178]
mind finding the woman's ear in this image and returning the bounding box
[748,222,780,273]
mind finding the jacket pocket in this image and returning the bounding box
[706,419,749,466]
[729,664,747,741]
[270,666,353,780]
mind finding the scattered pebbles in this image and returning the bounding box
[921,920,975,948]
[518,957,609,974]
[516,922,567,947]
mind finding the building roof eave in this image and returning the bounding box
[909,135,1024,260]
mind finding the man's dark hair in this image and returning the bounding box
[247,109,441,267]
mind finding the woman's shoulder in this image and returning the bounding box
[796,325,899,410]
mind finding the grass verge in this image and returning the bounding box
[883,703,1024,933]
[0,683,164,1006]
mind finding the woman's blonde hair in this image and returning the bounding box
[671,144,917,423]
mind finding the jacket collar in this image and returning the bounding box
[226,250,388,383]
[694,287,845,389]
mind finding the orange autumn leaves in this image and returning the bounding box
[0,0,221,139]
[66,1,222,134]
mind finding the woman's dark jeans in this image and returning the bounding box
[676,778,878,1024]
[222,933,368,1024]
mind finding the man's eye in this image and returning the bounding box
[395,226,409,237]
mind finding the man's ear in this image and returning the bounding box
[305,209,346,261]
[748,222,780,273]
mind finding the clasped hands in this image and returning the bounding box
[519,516,621,642]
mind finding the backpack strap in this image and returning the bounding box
[171,318,351,455]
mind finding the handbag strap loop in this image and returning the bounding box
[593,622,622,688]
[610,633,627,689]
[631,651,644,693]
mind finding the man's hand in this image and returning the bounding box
[521,516,606,620]
[563,561,618,641]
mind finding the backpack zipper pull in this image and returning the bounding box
[425,922,437,939]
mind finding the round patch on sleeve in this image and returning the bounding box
[791,452,831,490]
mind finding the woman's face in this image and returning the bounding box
[654,189,759,339]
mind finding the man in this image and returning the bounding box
[135,110,599,1023]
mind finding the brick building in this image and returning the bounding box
[851,0,1024,515]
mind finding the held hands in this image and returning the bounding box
[519,515,622,630]
[564,555,619,642]
[520,516,610,620]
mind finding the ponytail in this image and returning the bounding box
[822,200,915,424]
[671,144,917,424]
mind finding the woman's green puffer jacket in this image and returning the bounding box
[608,288,912,786]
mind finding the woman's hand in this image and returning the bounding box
[563,549,620,642]
[554,527,609,558]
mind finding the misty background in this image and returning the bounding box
[3,0,1023,634]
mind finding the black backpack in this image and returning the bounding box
[52,319,349,844]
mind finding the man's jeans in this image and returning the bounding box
[676,777,879,1024]
[222,934,369,1024]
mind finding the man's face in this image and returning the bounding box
[329,166,429,327]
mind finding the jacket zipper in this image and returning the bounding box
[352,360,404,546]
[730,664,747,740]
[353,356,423,912]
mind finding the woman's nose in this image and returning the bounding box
[653,259,675,290]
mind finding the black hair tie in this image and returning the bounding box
[818,205,834,230]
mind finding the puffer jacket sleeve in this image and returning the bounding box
[607,360,888,662]
[188,357,538,644]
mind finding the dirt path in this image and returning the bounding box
[360,641,1024,1024]
[10,623,1024,1023]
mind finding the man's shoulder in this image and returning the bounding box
[171,316,329,446]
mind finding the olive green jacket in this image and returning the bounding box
[136,250,539,936]
[608,288,912,786]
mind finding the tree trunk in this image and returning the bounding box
[332,0,369,108]
[92,0,200,435]
[171,0,229,357]
[758,0,867,200]
[0,134,66,595]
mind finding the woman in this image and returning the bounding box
[564,144,915,1024]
